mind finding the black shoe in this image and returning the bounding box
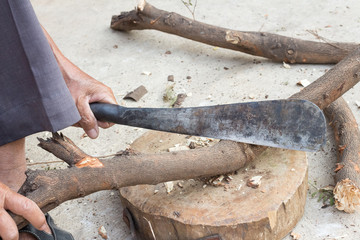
[19,213,74,240]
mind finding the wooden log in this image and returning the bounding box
[324,98,360,213]
[120,131,308,240]
[111,1,359,64]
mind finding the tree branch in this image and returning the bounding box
[111,1,358,64]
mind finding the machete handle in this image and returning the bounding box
[90,103,126,124]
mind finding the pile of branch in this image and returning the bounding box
[13,0,360,228]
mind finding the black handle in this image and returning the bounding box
[90,103,125,123]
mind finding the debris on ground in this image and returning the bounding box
[247,176,262,188]
[141,71,152,76]
[309,181,335,207]
[123,85,148,101]
[168,75,174,82]
[355,101,360,108]
[172,93,187,108]
[283,61,291,69]
[290,231,301,240]
[297,79,311,87]
[80,133,88,139]
[98,225,108,239]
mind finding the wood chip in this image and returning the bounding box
[123,85,148,101]
[168,75,174,82]
[296,79,311,87]
[141,71,152,76]
[355,101,360,108]
[247,176,262,188]
[283,61,291,69]
[172,93,187,108]
[290,231,301,240]
[98,226,108,239]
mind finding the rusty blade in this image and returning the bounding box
[90,99,326,151]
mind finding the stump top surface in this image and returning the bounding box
[121,131,307,226]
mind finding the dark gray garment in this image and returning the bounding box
[0,0,81,146]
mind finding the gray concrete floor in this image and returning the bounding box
[27,0,360,239]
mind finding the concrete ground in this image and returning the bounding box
[28,0,360,239]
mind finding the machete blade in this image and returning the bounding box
[90,99,326,151]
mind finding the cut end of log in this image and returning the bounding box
[333,178,360,213]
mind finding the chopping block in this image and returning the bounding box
[120,131,308,240]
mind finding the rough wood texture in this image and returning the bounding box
[324,98,360,213]
[111,1,358,64]
[120,131,308,240]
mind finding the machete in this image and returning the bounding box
[90,99,326,151]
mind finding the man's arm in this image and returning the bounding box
[41,27,117,139]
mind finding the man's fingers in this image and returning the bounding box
[0,209,18,240]
[97,121,113,129]
[4,189,51,234]
[77,96,99,139]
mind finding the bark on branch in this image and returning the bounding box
[324,99,360,213]
[111,1,359,64]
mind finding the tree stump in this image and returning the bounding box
[120,131,308,240]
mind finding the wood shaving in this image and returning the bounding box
[186,136,215,148]
[98,225,108,239]
[355,101,360,108]
[283,61,291,69]
[247,176,262,188]
[297,79,311,87]
[141,71,152,76]
[290,231,301,240]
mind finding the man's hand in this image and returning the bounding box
[41,27,117,139]
[0,182,51,240]
[59,61,117,139]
